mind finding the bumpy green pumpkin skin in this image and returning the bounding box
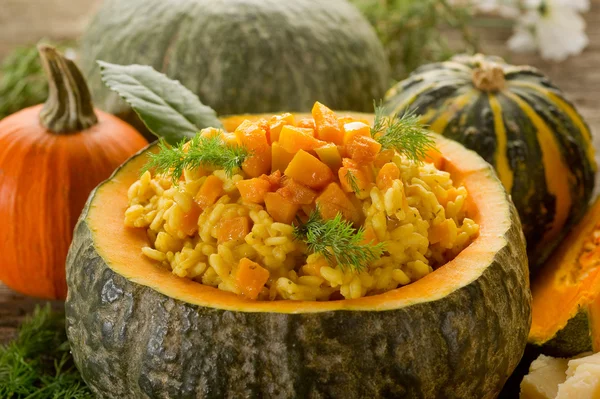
[383,54,596,271]
[80,0,390,118]
[532,311,594,357]
[66,146,531,399]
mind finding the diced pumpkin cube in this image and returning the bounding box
[234,120,268,149]
[341,158,374,187]
[301,203,316,219]
[343,121,371,145]
[361,225,379,245]
[217,216,250,243]
[257,119,271,142]
[236,178,271,204]
[264,192,300,224]
[268,113,295,142]
[277,178,317,205]
[195,175,223,208]
[242,151,271,178]
[429,220,449,245]
[337,144,349,159]
[315,143,342,172]
[312,102,344,144]
[346,135,382,163]
[278,113,296,124]
[278,125,326,153]
[376,162,400,191]
[296,118,316,131]
[259,170,282,190]
[285,150,334,189]
[339,167,355,193]
[180,201,201,236]
[338,115,371,125]
[342,157,359,169]
[271,142,295,174]
[338,166,371,194]
[315,182,359,224]
[235,120,271,177]
[374,149,395,168]
[235,258,270,300]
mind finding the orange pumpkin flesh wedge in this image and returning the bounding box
[529,197,600,356]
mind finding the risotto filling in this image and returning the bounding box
[124,102,479,301]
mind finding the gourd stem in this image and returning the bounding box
[38,45,98,134]
[472,61,506,92]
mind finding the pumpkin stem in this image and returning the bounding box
[38,45,98,133]
[472,61,506,92]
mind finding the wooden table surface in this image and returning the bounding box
[1,2,600,345]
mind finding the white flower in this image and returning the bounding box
[508,0,589,61]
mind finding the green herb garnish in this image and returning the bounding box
[346,170,361,195]
[371,100,387,137]
[371,104,437,163]
[0,305,92,398]
[293,208,384,272]
[145,134,249,182]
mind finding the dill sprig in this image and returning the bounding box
[0,305,92,398]
[371,100,387,136]
[346,170,361,195]
[293,208,384,272]
[145,133,249,182]
[371,105,437,163]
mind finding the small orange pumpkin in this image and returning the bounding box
[0,45,147,299]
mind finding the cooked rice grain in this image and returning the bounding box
[125,152,479,300]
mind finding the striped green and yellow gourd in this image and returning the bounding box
[384,54,596,270]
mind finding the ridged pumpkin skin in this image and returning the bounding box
[0,47,147,300]
[383,54,596,271]
[0,106,146,299]
[66,135,531,399]
[529,198,600,357]
[80,0,390,118]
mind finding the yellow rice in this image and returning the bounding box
[124,150,479,301]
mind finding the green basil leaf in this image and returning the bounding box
[98,61,222,144]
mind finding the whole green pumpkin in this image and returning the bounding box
[65,133,530,399]
[79,0,391,119]
[383,54,596,271]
